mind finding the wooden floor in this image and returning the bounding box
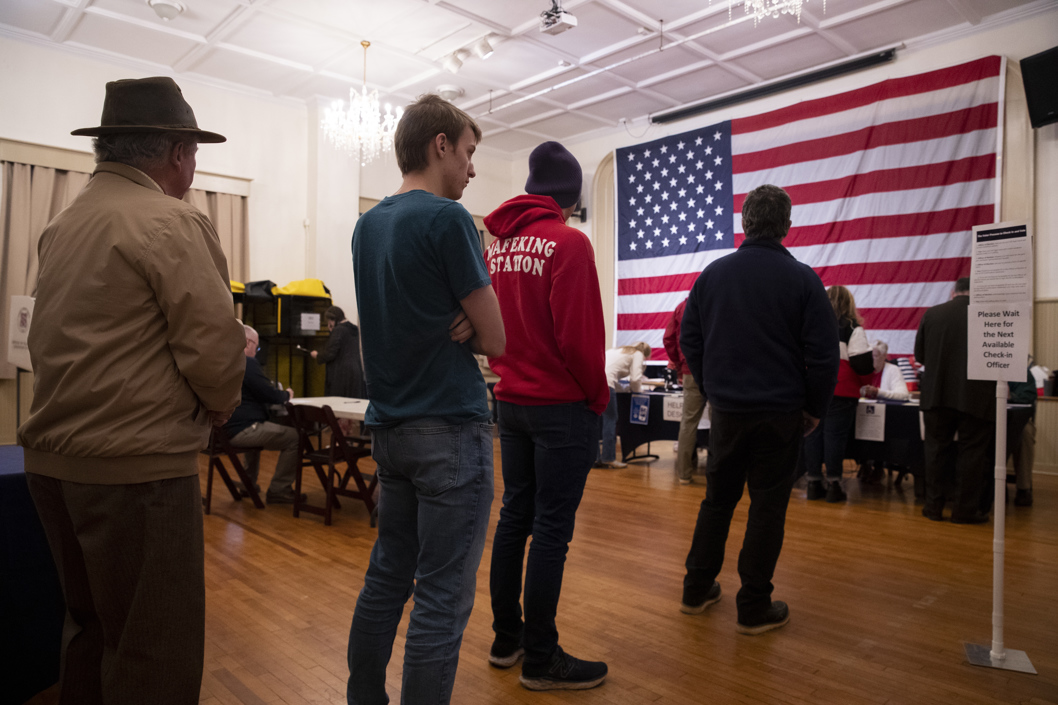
[196,441,1058,705]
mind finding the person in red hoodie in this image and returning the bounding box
[484,141,610,691]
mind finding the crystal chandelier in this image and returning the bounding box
[741,0,823,25]
[321,41,403,165]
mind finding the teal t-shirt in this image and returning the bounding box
[352,190,491,427]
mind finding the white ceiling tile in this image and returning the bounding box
[480,99,562,127]
[222,12,354,68]
[532,3,643,59]
[190,46,305,94]
[444,0,548,32]
[518,110,610,139]
[366,3,483,55]
[730,33,846,81]
[89,0,243,37]
[646,64,750,105]
[0,0,68,36]
[830,0,965,52]
[604,43,706,84]
[575,90,671,122]
[480,129,552,154]
[681,9,805,58]
[623,0,724,25]
[264,0,425,38]
[456,37,569,90]
[532,71,630,106]
[66,12,201,67]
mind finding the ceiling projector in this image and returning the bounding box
[540,7,577,35]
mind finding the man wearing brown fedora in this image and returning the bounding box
[18,76,245,704]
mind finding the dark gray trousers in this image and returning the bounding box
[26,473,205,705]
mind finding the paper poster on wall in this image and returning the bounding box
[8,295,34,371]
[630,394,650,425]
[968,221,1032,382]
[855,401,885,442]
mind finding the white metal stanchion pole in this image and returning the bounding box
[991,380,1007,661]
[964,381,1034,674]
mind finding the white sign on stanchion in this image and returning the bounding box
[964,220,1036,675]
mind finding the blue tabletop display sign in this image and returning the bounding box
[630,394,650,425]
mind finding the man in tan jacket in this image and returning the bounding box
[17,77,245,704]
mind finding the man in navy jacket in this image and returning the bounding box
[224,324,302,503]
[679,184,838,635]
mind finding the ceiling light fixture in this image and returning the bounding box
[724,0,825,26]
[442,52,465,74]
[147,0,184,21]
[471,37,494,60]
[436,85,465,101]
[321,40,403,166]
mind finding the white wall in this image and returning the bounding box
[0,36,309,288]
[358,144,517,221]
[558,6,1058,299]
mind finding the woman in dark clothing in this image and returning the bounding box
[311,306,365,399]
[803,285,875,503]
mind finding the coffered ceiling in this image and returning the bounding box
[0,0,1052,153]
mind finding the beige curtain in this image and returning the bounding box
[0,162,91,379]
[184,189,249,283]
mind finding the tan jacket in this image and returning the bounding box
[18,162,246,484]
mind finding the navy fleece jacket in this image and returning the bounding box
[680,237,839,418]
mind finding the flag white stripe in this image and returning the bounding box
[731,76,999,152]
[789,231,970,268]
[617,280,953,316]
[616,247,735,279]
[733,180,994,234]
[732,129,997,194]
[863,329,918,356]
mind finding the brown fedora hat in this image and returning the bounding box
[71,76,226,143]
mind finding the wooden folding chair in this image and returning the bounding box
[287,403,376,526]
[200,425,265,514]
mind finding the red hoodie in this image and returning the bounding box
[484,195,609,415]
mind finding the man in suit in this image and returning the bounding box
[914,277,996,524]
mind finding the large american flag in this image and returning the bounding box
[614,55,1003,358]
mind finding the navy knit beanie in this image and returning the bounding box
[525,141,582,209]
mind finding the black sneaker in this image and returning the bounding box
[680,581,721,614]
[736,601,790,635]
[520,646,607,691]
[950,510,989,524]
[806,480,825,500]
[488,637,524,668]
[1014,489,1033,507]
[825,481,847,503]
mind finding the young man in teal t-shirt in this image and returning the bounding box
[347,94,505,705]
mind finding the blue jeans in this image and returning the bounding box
[803,395,858,482]
[598,387,618,462]
[347,418,494,705]
[490,401,599,666]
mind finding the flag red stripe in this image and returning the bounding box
[732,104,997,174]
[782,205,994,247]
[618,271,700,296]
[733,155,995,210]
[859,307,929,331]
[730,56,1001,135]
[814,257,971,287]
[618,308,931,338]
[618,258,971,297]
[618,312,677,332]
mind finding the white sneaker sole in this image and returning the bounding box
[519,674,606,691]
[488,647,524,668]
[736,614,790,635]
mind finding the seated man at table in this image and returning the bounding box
[225,324,303,504]
[857,340,911,483]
